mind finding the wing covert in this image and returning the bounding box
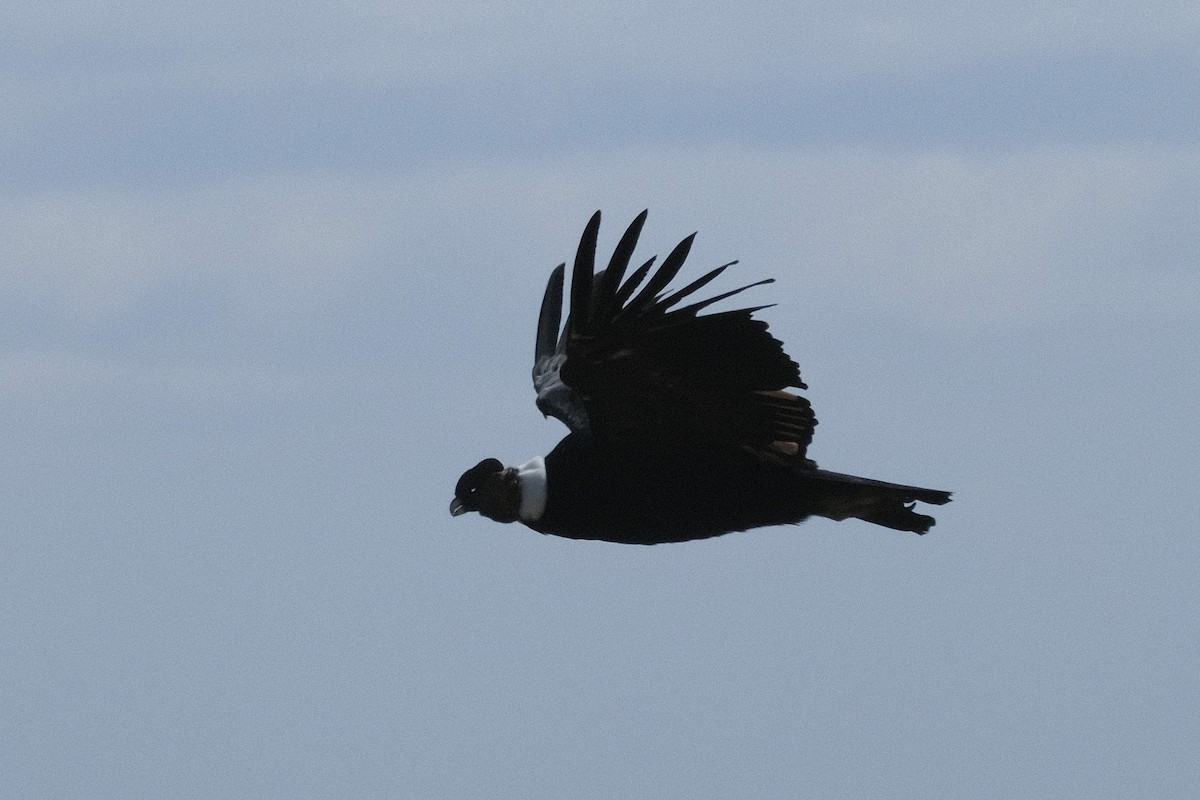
[533,263,590,431]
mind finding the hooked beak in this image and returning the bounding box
[449,498,470,517]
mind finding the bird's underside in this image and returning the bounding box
[451,210,951,543]
[523,431,950,544]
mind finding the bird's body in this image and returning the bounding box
[531,431,802,543]
[451,211,951,544]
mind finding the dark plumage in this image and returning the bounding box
[450,211,951,544]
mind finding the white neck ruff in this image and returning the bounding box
[516,457,547,522]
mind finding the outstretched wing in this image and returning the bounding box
[532,210,816,459]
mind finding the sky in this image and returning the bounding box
[3,2,1199,797]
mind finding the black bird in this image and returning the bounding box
[451,211,951,544]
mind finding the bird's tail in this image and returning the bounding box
[806,469,952,534]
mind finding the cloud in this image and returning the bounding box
[4,2,1199,194]
[4,142,1196,372]
[6,3,1197,89]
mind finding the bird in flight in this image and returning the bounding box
[451,211,951,544]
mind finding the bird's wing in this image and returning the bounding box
[532,210,816,459]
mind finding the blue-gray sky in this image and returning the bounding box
[3,3,1198,797]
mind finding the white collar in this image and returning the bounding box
[516,457,547,521]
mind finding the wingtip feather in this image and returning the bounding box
[594,211,649,321]
[570,212,601,332]
[535,263,565,362]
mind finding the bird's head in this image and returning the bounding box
[450,458,521,523]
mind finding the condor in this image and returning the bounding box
[451,211,951,544]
